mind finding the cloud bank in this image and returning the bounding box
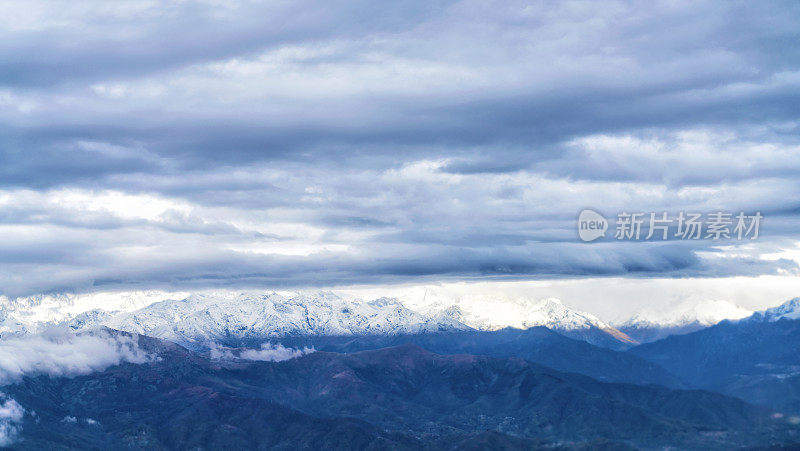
[0,328,153,385]
[0,1,799,296]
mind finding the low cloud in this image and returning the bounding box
[0,328,154,385]
[0,394,25,447]
[210,343,313,362]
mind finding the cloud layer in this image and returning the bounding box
[1,1,799,296]
[0,328,152,384]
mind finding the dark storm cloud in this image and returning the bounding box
[4,237,791,298]
[0,0,799,295]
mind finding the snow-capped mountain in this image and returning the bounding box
[617,299,753,343]
[14,289,786,351]
[0,291,180,337]
[630,296,800,413]
[1,289,637,349]
[103,291,469,349]
[746,297,800,322]
[398,291,637,349]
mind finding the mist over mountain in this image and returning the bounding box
[1,291,640,349]
[3,0,800,448]
[2,331,795,450]
[618,299,753,343]
[1,296,800,448]
[631,298,800,413]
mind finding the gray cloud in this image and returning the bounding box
[0,1,798,296]
[0,0,453,87]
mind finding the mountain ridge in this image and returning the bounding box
[4,330,792,450]
[617,299,753,343]
[630,297,800,413]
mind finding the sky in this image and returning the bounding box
[1,0,799,314]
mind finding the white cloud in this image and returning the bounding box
[240,343,314,362]
[0,328,154,385]
[340,276,800,323]
[210,343,313,362]
[0,394,25,447]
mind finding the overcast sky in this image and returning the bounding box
[1,0,799,307]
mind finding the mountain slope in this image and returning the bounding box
[266,327,684,388]
[617,299,752,343]
[11,375,420,450]
[2,291,636,351]
[4,332,792,450]
[630,298,800,412]
[228,344,777,449]
[748,297,800,322]
[102,292,683,387]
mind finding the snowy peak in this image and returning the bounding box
[0,291,181,337]
[75,290,638,350]
[619,299,753,329]
[17,288,797,351]
[398,292,636,349]
[104,291,470,348]
[616,299,753,343]
[417,295,606,332]
[747,297,800,322]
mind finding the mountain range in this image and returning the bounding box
[398,292,639,349]
[3,330,794,450]
[617,299,754,343]
[103,292,469,349]
[0,291,760,350]
[3,295,800,448]
[630,297,800,414]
